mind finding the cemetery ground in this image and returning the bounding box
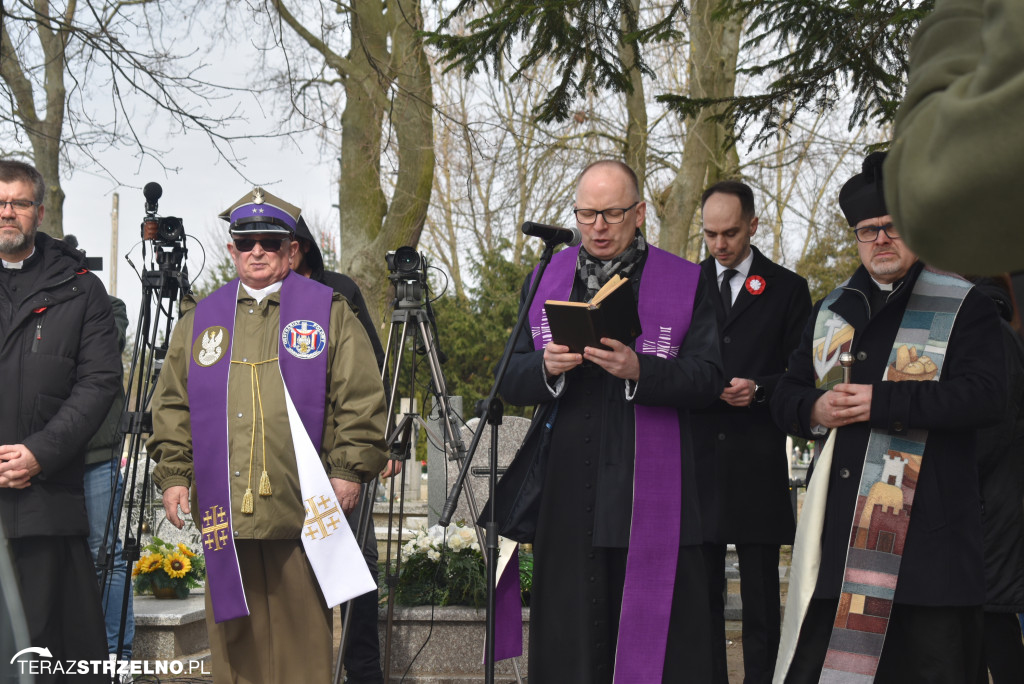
[131,548,789,683]
[140,612,757,683]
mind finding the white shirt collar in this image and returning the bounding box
[2,245,36,269]
[870,278,894,291]
[715,247,755,282]
[241,280,283,304]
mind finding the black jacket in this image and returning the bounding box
[499,249,723,546]
[772,260,1006,605]
[0,233,121,538]
[693,247,811,544]
[294,218,384,369]
[84,296,128,465]
[973,282,1024,612]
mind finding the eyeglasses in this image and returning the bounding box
[233,237,286,253]
[0,200,41,213]
[573,201,639,225]
[853,223,901,243]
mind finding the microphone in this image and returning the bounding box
[143,182,163,213]
[522,221,582,246]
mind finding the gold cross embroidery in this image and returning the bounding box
[303,495,342,541]
[202,505,230,551]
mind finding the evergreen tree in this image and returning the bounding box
[432,0,933,136]
[666,0,933,137]
[796,213,861,303]
[429,242,538,418]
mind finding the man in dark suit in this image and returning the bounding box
[695,180,811,683]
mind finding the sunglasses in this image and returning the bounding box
[233,237,286,253]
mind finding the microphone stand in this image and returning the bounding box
[439,231,563,684]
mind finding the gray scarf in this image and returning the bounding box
[577,230,648,299]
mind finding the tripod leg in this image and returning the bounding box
[333,482,383,684]
[381,455,409,684]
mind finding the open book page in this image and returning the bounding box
[591,274,628,305]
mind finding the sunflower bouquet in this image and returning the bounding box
[132,537,206,599]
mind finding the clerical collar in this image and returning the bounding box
[2,245,36,269]
[870,277,894,291]
[241,281,282,304]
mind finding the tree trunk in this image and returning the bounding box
[337,0,435,330]
[1,2,69,236]
[658,0,741,260]
[618,0,647,192]
[272,0,434,332]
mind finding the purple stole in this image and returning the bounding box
[188,272,332,622]
[527,245,699,682]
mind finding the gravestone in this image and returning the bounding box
[425,398,531,529]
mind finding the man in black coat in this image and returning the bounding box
[969,276,1024,682]
[499,160,723,682]
[695,181,811,683]
[291,217,389,684]
[772,153,1006,683]
[0,160,122,681]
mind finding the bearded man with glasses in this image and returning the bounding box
[0,160,121,681]
[498,160,723,682]
[148,188,388,683]
[772,152,1006,683]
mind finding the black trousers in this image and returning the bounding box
[785,598,983,684]
[979,611,1024,684]
[704,543,781,684]
[530,544,711,683]
[8,536,109,684]
[342,492,383,683]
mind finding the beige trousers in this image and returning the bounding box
[205,539,333,684]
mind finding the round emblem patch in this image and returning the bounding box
[193,326,229,367]
[282,320,327,359]
[745,275,766,296]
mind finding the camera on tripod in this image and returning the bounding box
[140,182,184,247]
[138,182,188,299]
[386,246,428,307]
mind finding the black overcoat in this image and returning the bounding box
[693,246,811,544]
[0,232,121,538]
[974,284,1024,612]
[497,250,724,547]
[771,261,1006,606]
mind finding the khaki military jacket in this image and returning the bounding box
[886,0,1024,273]
[149,288,388,538]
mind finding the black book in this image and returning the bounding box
[543,275,643,353]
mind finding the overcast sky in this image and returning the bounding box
[56,33,340,335]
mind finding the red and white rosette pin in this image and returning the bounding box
[745,275,765,296]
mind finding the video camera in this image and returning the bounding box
[138,182,188,298]
[140,182,184,246]
[386,246,428,307]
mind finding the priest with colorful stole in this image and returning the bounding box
[148,188,388,683]
[497,160,723,682]
[771,152,1006,683]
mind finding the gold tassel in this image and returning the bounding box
[258,470,272,496]
[241,487,254,514]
